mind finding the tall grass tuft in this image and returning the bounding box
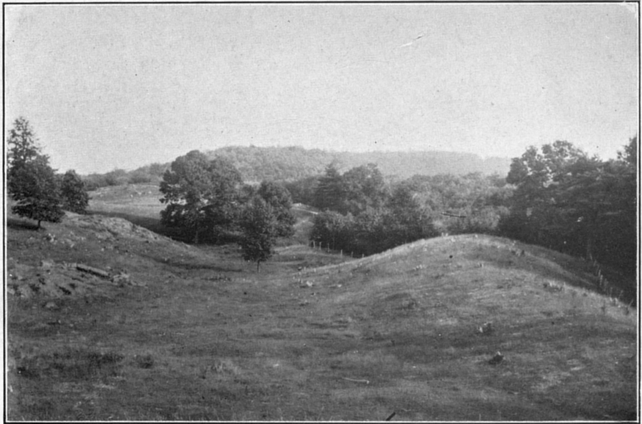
[18,348,124,380]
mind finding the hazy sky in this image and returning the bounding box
[5,3,639,175]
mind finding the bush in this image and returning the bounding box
[128,170,153,184]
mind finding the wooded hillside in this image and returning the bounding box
[83,146,510,189]
[204,146,511,182]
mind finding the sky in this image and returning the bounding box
[4,3,639,175]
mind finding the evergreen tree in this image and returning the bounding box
[7,118,63,229]
[7,117,41,171]
[313,163,346,212]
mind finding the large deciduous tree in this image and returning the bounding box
[502,141,587,248]
[159,151,243,243]
[341,163,389,216]
[257,181,296,237]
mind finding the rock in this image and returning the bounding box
[488,351,504,365]
[40,259,55,270]
[111,272,131,287]
[479,322,493,335]
[44,301,58,310]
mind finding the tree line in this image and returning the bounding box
[499,139,637,276]
[285,137,636,281]
[284,163,514,256]
[80,146,511,190]
[7,117,636,279]
[82,163,169,190]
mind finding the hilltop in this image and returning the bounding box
[205,146,511,182]
[6,204,637,420]
[95,146,511,186]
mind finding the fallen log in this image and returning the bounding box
[76,263,110,279]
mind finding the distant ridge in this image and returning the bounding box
[204,146,511,182]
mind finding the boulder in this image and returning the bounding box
[111,272,131,287]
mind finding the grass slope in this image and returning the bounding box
[5,208,638,420]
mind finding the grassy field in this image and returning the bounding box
[5,185,639,420]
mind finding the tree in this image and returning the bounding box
[7,117,41,171]
[7,118,64,229]
[283,176,320,205]
[104,168,128,186]
[341,163,389,215]
[501,138,638,275]
[383,185,436,247]
[7,117,43,192]
[257,181,296,237]
[201,157,245,241]
[9,155,64,229]
[351,207,386,255]
[238,197,277,272]
[313,162,346,212]
[502,141,588,248]
[310,210,354,252]
[59,170,90,214]
[160,151,243,244]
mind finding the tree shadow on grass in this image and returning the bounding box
[165,260,244,273]
[6,217,42,231]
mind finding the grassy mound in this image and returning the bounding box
[286,235,636,420]
[6,209,637,420]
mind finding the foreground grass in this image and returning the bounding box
[6,212,638,420]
